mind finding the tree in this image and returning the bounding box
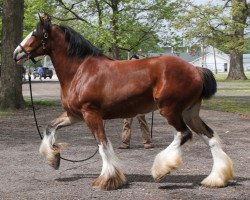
[24,0,56,36]
[173,0,249,80]
[227,0,248,80]
[0,0,24,110]
[53,0,178,59]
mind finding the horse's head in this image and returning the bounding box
[13,14,52,65]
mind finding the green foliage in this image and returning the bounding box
[0,0,179,58]
[51,0,179,58]
[24,0,56,36]
[173,0,249,53]
[25,58,43,68]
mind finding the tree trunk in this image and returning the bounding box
[226,0,248,80]
[227,51,247,80]
[0,0,24,110]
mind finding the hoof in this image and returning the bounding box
[152,164,179,182]
[151,151,182,182]
[92,171,126,190]
[39,134,68,170]
[151,132,182,182]
[201,150,233,188]
[201,176,227,188]
[153,172,170,183]
[47,152,61,170]
[201,163,233,188]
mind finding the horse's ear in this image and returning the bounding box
[38,13,43,24]
[43,13,51,21]
[41,13,52,32]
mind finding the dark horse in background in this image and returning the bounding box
[13,15,233,190]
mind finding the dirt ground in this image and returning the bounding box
[0,81,249,200]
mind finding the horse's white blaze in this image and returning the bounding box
[14,31,34,53]
[99,140,122,178]
[151,132,182,180]
[201,133,233,187]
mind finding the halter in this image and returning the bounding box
[19,31,49,64]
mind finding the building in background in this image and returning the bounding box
[149,46,250,73]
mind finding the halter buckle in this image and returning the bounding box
[44,32,48,39]
[42,41,46,49]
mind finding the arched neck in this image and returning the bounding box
[47,27,84,88]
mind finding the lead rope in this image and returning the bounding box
[150,111,154,139]
[27,64,98,163]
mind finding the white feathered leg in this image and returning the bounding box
[92,139,126,190]
[39,112,79,169]
[151,132,182,181]
[201,133,233,187]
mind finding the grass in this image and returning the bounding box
[202,97,250,117]
[0,100,57,117]
[214,72,250,82]
[0,111,11,116]
[24,99,58,107]
[202,72,250,117]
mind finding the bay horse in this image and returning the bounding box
[13,15,233,190]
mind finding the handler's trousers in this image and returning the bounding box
[121,115,152,146]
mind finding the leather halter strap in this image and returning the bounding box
[19,32,49,64]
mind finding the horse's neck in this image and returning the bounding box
[49,28,83,88]
[50,53,82,88]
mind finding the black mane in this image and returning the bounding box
[59,25,102,58]
[36,20,103,58]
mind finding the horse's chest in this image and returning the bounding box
[60,89,83,116]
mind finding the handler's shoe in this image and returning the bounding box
[144,143,154,149]
[118,143,130,149]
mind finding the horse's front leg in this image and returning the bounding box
[83,110,126,190]
[39,111,80,169]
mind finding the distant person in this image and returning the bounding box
[118,54,154,149]
[37,66,44,80]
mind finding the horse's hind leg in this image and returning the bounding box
[39,111,80,169]
[183,101,233,187]
[151,105,192,182]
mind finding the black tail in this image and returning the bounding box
[196,67,217,99]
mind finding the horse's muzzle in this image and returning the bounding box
[13,48,27,65]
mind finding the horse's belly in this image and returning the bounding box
[101,97,156,119]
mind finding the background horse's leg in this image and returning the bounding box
[82,110,126,190]
[183,101,233,187]
[151,104,192,182]
[39,112,80,169]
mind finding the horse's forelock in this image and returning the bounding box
[36,19,52,37]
